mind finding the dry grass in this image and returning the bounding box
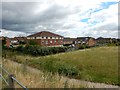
[2,59,119,88]
[2,59,84,88]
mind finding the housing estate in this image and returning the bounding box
[2,31,120,48]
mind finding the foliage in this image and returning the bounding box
[29,57,80,78]
[28,40,38,45]
[2,38,6,46]
[107,43,120,46]
[12,45,68,56]
[79,45,90,49]
[19,41,26,45]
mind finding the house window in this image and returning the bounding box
[48,37,50,39]
[36,37,42,39]
[50,40,52,43]
[45,40,48,44]
[42,40,44,44]
[52,37,55,39]
[32,37,35,39]
[54,40,56,44]
[27,37,30,39]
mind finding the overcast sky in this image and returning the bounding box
[0,0,119,38]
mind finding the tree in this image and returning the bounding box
[28,40,38,45]
[2,37,6,46]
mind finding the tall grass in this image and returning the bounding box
[2,60,85,88]
[2,46,119,85]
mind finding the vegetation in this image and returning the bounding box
[28,40,38,45]
[8,45,68,56]
[2,60,85,88]
[3,46,119,85]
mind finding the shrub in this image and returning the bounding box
[79,45,87,49]
[15,45,23,52]
[13,45,68,56]
[28,40,38,45]
[28,57,80,78]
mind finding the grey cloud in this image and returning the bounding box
[1,1,118,38]
[2,2,76,34]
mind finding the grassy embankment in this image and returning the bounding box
[3,46,119,85]
[2,60,85,88]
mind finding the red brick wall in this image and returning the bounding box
[27,39,63,46]
[41,39,63,46]
[6,38,11,47]
[87,38,96,47]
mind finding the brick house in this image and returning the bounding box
[0,36,11,47]
[27,31,63,46]
[75,37,96,47]
[6,38,11,47]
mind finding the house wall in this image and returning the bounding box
[87,38,96,47]
[27,38,63,46]
[63,41,73,45]
[6,38,11,47]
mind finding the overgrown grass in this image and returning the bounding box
[3,46,119,85]
[2,60,86,88]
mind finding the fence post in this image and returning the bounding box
[8,74,15,90]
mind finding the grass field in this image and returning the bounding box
[3,46,119,85]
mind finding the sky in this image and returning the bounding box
[0,0,119,38]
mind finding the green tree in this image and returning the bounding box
[28,40,38,45]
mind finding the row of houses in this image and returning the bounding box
[1,31,120,48]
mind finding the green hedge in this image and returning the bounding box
[14,45,68,56]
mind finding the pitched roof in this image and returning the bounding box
[96,37,111,40]
[27,31,63,37]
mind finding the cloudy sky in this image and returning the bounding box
[0,0,119,38]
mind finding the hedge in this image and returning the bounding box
[13,45,68,56]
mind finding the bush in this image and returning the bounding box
[13,45,68,56]
[28,40,38,45]
[58,64,79,76]
[30,57,80,77]
[79,45,89,49]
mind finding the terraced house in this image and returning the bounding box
[27,31,63,46]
